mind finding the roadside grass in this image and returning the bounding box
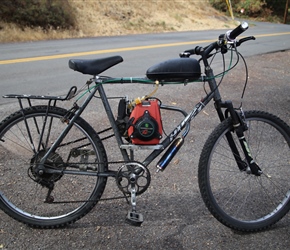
[0,0,236,43]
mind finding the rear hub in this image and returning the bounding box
[29,150,65,187]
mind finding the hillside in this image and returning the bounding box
[0,0,236,43]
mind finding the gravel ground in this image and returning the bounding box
[0,50,290,249]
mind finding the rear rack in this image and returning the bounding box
[3,86,77,101]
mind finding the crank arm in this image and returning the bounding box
[125,173,144,226]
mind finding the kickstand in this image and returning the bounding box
[125,173,143,226]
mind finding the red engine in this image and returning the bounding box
[128,99,162,145]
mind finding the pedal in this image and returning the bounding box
[125,210,143,226]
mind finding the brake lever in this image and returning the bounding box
[236,36,256,47]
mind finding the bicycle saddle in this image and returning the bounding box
[69,55,123,75]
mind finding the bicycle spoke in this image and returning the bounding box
[199,111,290,232]
[0,106,108,228]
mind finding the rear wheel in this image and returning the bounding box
[0,105,108,228]
[198,110,290,232]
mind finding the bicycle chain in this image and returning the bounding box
[44,160,150,204]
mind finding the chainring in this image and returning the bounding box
[116,162,151,195]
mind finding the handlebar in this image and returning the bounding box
[227,21,249,41]
[180,22,255,58]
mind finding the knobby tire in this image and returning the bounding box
[0,105,108,228]
[198,110,290,232]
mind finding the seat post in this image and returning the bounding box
[97,83,130,162]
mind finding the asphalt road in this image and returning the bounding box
[0,20,290,106]
[0,21,290,249]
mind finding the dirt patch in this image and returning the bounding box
[0,0,237,43]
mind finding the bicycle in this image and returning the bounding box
[0,22,290,232]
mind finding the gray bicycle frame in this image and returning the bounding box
[38,74,218,171]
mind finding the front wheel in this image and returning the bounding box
[198,110,290,232]
[0,105,108,228]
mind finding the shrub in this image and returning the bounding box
[209,0,287,19]
[209,0,240,13]
[0,0,76,30]
[236,0,266,17]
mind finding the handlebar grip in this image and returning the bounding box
[183,46,204,55]
[183,48,196,55]
[179,46,203,57]
[227,22,249,41]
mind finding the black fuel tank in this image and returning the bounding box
[146,58,201,82]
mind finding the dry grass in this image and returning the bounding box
[0,0,236,43]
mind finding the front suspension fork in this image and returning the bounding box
[216,101,262,175]
[235,119,262,176]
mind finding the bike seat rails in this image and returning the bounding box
[1,22,290,231]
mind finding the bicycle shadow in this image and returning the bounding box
[66,192,290,249]
[70,191,204,228]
